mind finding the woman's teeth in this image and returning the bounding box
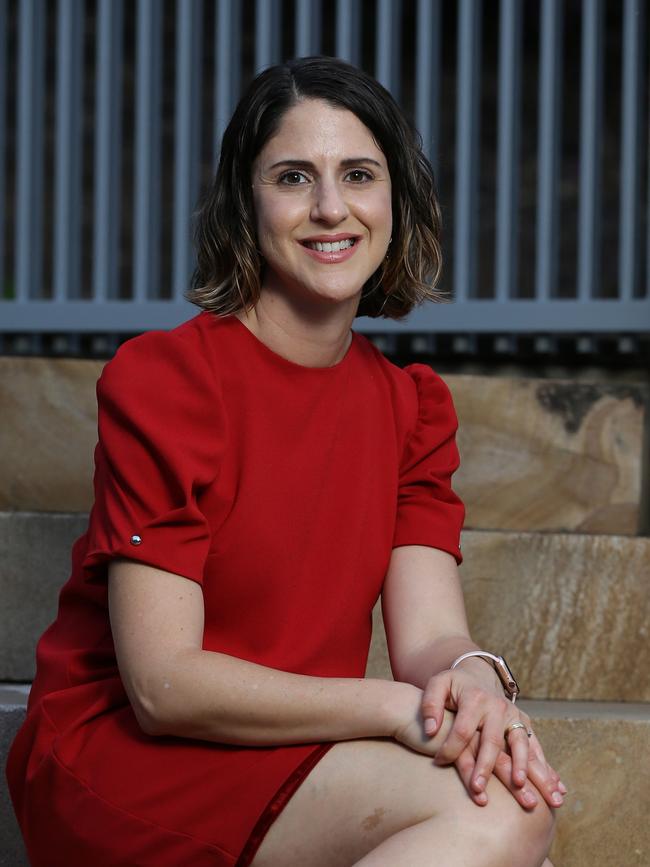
[304,238,356,252]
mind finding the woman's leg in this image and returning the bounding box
[250,738,555,867]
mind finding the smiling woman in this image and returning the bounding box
[188,57,445,330]
[246,98,393,345]
[6,57,560,867]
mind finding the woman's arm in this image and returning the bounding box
[382,545,566,810]
[382,545,501,691]
[107,558,453,751]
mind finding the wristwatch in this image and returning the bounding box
[450,651,520,703]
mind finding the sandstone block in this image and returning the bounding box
[446,374,648,534]
[2,360,647,535]
[522,700,650,867]
[366,530,650,702]
[0,357,103,511]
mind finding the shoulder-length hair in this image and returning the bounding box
[186,56,444,320]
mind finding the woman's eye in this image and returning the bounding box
[279,171,309,186]
[346,169,373,183]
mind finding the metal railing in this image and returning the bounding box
[0,0,648,337]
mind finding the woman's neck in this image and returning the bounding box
[234,298,355,369]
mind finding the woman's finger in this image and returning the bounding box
[420,671,452,736]
[524,744,565,808]
[434,705,483,765]
[469,710,511,794]
[493,750,541,810]
[454,736,488,806]
[505,722,531,787]
[528,731,566,791]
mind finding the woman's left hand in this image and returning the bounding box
[420,666,566,808]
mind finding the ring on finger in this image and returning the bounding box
[504,721,530,739]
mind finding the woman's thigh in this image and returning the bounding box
[250,738,555,867]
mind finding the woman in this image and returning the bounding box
[6,57,563,866]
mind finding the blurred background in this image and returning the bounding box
[0,0,648,375]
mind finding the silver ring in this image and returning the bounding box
[504,721,528,739]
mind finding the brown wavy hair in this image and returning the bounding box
[186,56,444,320]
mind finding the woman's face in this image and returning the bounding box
[251,98,392,312]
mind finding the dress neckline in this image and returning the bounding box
[221,313,358,373]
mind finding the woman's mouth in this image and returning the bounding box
[302,238,357,253]
[299,236,361,263]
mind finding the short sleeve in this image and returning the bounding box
[393,363,465,564]
[82,329,225,585]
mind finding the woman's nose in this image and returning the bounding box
[310,179,350,224]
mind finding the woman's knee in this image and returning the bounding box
[468,779,556,866]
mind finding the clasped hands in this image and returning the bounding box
[394,665,567,811]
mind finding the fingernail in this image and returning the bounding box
[523,791,538,806]
[515,770,526,785]
[474,775,486,791]
[551,792,564,806]
[558,781,568,795]
[424,718,437,736]
[476,792,488,805]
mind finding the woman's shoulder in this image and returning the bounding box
[356,333,453,424]
[99,311,214,382]
[96,311,224,416]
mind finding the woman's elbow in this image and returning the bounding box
[128,689,168,736]
[121,672,179,736]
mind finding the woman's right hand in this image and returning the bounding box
[390,683,561,813]
[391,683,455,757]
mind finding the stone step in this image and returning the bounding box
[520,700,650,867]
[2,358,648,532]
[0,685,30,867]
[450,373,648,534]
[0,686,647,866]
[3,512,650,701]
[367,529,650,702]
[0,512,89,681]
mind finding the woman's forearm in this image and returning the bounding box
[108,561,455,749]
[138,647,455,750]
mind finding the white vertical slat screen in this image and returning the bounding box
[214,0,241,159]
[0,0,648,335]
[494,0,522,302]
[0,0,7,299]
[53,0,83,302]
[576,0,604,301]
[15,0,45,302]
[335,0,360,67]
[453,0,481,303]
[173,0,203,301]
[415,0,441,172]
[534,0,562,302]
[93,0,123,303]
[618,0,645,302]
[133,0,163,302]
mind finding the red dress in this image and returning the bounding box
[6,311,464,866]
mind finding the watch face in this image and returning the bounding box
[495,656,519,696]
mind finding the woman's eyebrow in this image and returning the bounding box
[267,157,383,170]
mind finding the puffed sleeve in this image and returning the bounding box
[393,363,465,564]
[82,329,226,585]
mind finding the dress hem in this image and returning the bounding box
[235,742,337,867]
